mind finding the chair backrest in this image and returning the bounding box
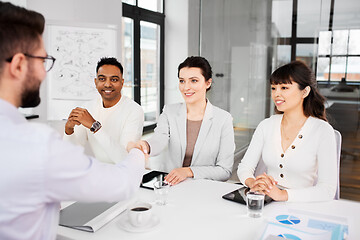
[334,130,342,200]
[254,130,342,200]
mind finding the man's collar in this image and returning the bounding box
[0,99,27,124]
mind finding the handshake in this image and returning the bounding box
[126,140,150,159]
[127,140,193,185]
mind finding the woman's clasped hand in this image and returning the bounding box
[248,173,288,201]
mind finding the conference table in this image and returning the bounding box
[57,178,360,240]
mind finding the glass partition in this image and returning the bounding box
[199,0,272,153]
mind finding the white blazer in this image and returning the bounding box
[147,100,235,181]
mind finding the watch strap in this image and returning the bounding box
[90,121,102,133]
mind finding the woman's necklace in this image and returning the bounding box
[281,117,308,141]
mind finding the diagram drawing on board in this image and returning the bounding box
[47,25,117,100]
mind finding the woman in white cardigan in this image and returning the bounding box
[237,61,337,202]
[135,56,235,185]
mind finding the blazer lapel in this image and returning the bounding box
[175,103,187,162]
[192,100,214,163]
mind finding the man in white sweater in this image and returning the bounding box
[64,57,144,164]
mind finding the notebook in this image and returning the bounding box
[59,199,133,232]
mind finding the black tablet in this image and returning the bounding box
[140,171,168,190]
[222,186,273,205]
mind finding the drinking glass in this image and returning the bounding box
[153,181,170,205]
[246,192,265,218]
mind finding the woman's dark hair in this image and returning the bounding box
[177,56,212,91]
[270,61,327,121]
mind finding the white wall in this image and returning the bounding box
[25,0,122,121]
[164,0,188,105]
[22,0,187,119]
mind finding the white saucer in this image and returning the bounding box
[118,214,160,233]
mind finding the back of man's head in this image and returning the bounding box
[0,2,44,33]
[96,57,124,75]
[0,2,45,75]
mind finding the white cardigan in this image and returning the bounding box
[64,96,144,164]
[147,101,235,181]
[237,114,337,202]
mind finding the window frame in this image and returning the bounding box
[122,2,165,132]
[317,29,360,84]
[275,0,360,85]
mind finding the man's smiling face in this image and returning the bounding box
[95,64,124,108]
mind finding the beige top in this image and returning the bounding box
[183,119,202,167]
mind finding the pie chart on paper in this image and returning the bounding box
[277,233,302,240]
[276,215,301,225]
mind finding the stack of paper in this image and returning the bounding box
[259,209,348,240]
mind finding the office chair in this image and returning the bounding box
[334,130,342,200]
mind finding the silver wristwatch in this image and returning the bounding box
[90,121,101,133]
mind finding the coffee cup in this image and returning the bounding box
[127,202,153,227]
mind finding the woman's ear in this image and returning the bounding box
[206,78,212,89]
[303,86,311,98]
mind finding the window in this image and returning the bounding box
[122,1,165,131]
[272,0,360,83]
[317,29,360,82]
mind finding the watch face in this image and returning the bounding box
[91,121,101,132]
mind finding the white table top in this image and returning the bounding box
[57,179,360,240]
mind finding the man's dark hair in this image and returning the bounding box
[0,2,45,74]
[96,57,124,75]
[0,2,45,33]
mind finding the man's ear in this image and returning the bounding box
[9,53,27,80]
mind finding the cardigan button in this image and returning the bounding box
[298,134,303,139]
[281,153,284,158]
[291,145,295,149]
[280,173,284,178]
[279,164,283,168]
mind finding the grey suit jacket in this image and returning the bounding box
[147,100,235,181]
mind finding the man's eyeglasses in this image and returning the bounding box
[5,53,56,72]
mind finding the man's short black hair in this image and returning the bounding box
[96,57,123,75]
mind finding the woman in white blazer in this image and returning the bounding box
[135,56,235,185]
[237,61,337,202]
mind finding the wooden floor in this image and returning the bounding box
[339,130,360,201]
[326,102,360,201]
